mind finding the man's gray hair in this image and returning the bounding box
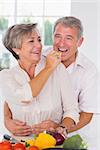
[54,16,83,39]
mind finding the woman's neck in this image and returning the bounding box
[18,60,36,79]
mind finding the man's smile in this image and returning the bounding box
[58,48,68,52]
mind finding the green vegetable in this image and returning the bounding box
[63,134,88,149]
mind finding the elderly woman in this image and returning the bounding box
[0,23,79,137]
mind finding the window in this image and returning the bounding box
[0,0,71,69]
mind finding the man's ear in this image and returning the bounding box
[77,37,84,47]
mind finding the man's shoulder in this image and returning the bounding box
[77,52,97,73]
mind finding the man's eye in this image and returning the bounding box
[55,35,61,39]
[66,36,73,40]
[66,37,72,40]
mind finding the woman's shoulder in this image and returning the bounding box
[0,69,11,85]
[0,65,18,80]
[0,68,10,76]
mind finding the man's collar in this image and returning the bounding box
[75,51,86,69]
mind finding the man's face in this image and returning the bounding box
[53,23,83,66]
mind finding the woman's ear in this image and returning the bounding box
[77,37,84,47]
[12,48,19,55]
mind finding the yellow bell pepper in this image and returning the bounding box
[35,133,56,149]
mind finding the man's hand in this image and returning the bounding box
[32,120,58,135]
[56,126,68,137]
[5,118,32,136]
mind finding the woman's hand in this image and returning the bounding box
[5,118,32,136]
[32,120,58,135]
[45,50,61,70]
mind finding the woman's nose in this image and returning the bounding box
[35,41,42,49]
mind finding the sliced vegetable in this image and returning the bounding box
[47,131,65,145]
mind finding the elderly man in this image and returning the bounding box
[43,16,99,150]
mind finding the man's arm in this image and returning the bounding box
[4,102,32,136]
[4,101,12,120]
[55,112,93,136]
[61,117,75,130]
[68,112,93,133]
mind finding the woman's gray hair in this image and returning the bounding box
[54,16,83,39]
[2,23,37,60]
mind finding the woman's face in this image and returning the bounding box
[17,29,42,65]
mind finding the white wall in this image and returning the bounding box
[97,0,100,72]
[71,0,100,72]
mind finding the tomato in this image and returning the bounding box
[28,146,39,150]
[13,143,26,150]
[0,141,12,150]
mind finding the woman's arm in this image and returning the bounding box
[0,51,61,105]
[29,51,61,97]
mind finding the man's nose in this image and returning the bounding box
[59,39,66,47]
